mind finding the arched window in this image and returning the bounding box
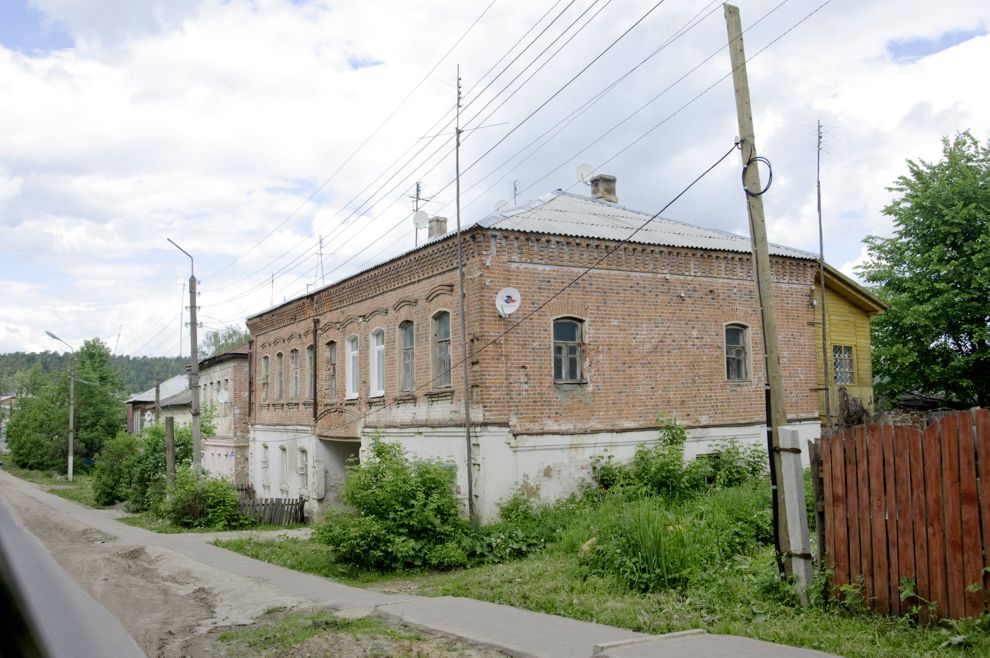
[369,329,385,397]
[553,318,583,383]
[399,321,415,392]
[345,335,359,399]
[289,349,300,399]
[261,356,269,402]
[275,352,284,400]
[432,311,451,388]
[725,323,749,381]
[325,342,337,400]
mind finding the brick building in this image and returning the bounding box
[246,175,880,521]
[199,345,250,485]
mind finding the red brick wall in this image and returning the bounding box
[247,228,821,437]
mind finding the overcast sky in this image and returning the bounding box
[1,0,987,357]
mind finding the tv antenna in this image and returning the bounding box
[576,163,594,185]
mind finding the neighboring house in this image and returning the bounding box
[198,345,250,485]
[0,394,15,452]
[125,375,188,433]
[246,175,882,521]
[813,266,887,423]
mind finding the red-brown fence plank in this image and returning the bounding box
[845,431,863,591]
[940,414,966,618]
[829,435,851,589]
[867,424,890,614]
[881,424,899,615]
[855,426,875,605]
[894,426,919,617]
[958,410,984,618]
[977,410,990,607]
[909,422,931,622]
[822,436,836,576]
[923,421,948,618]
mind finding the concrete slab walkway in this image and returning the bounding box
[0,471,838,658]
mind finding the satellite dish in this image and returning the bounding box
[217,389,229,404]
[495,287,521,318]
[576,162,594,184]
[413,210,430,228]
[495,200,508,212]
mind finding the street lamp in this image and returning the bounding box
[45,331,75,482]
[167,238,202,472]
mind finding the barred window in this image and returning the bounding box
[834,345,854,385]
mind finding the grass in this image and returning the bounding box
[217,608,419,654]
[2,463,104,508]
[214,537,390,585]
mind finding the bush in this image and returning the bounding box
[124,423,192,512]
[313,440,471,571]
[92,431,139,506]
[159,467,250,529]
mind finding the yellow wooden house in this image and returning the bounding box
[813,264,887,424]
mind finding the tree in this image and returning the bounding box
[7,339,127,471]
[858,132,990,407]
[199,325,250,358]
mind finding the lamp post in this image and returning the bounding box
[45,331,75,482]
[167,238,202,472]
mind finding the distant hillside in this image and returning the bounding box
[0,352,188,394]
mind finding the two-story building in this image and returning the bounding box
[246,175,882,521]
[199,344,251,484]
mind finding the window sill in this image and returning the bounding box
[344,398,359,406]
[369,393,384,400]
[395,393,417,404]
[426,389,454,404]
[554,381,587,390]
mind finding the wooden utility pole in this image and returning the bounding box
[154,379,161,423]
[724,3,811,590]
[165,416,176,485]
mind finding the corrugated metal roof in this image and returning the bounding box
[126,374,188,404]
[475,191,816,260]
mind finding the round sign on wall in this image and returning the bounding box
[495,287,521,317]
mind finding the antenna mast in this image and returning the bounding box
[817,121,831,430]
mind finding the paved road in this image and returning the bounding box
[0,471,837,658]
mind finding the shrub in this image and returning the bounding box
[159,467,250,529]
[313,439,471,571]
[124,423,192,512]
[92,431,139,506]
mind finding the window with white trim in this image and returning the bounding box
[725,324,749,381]
[432,311,451,389]
[369,329,385,397]
[345,335,359,399]
[400,321,415,392]
[298,448,309,490]
[290,348,300,399]
[553,318,583,383]
[261,356,269,402]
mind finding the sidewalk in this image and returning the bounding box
[0,472,837,658]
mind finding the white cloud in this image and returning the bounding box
[1,0,989,355]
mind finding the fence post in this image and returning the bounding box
[779,427,814,604]
[809,437,827,567]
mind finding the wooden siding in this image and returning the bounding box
[814,280,875,420]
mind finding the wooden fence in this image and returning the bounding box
[237,496,306,525]
[820,409,990,619]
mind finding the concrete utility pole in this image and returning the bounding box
[45,331,74,482]
[724,3,812,593]
[168,238,202,472]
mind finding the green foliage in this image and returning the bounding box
[0,350,186,396]
[124,422,193,511]
[199,325,250,358]
[6,339,127,472]
[92,431,140,506]
[159,466,250,529]
[858,131,990,407]
[313,439,471,571]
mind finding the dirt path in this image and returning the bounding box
[0,478,504,657]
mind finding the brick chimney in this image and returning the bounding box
[590,174,617,203]
[428,216,448,239]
